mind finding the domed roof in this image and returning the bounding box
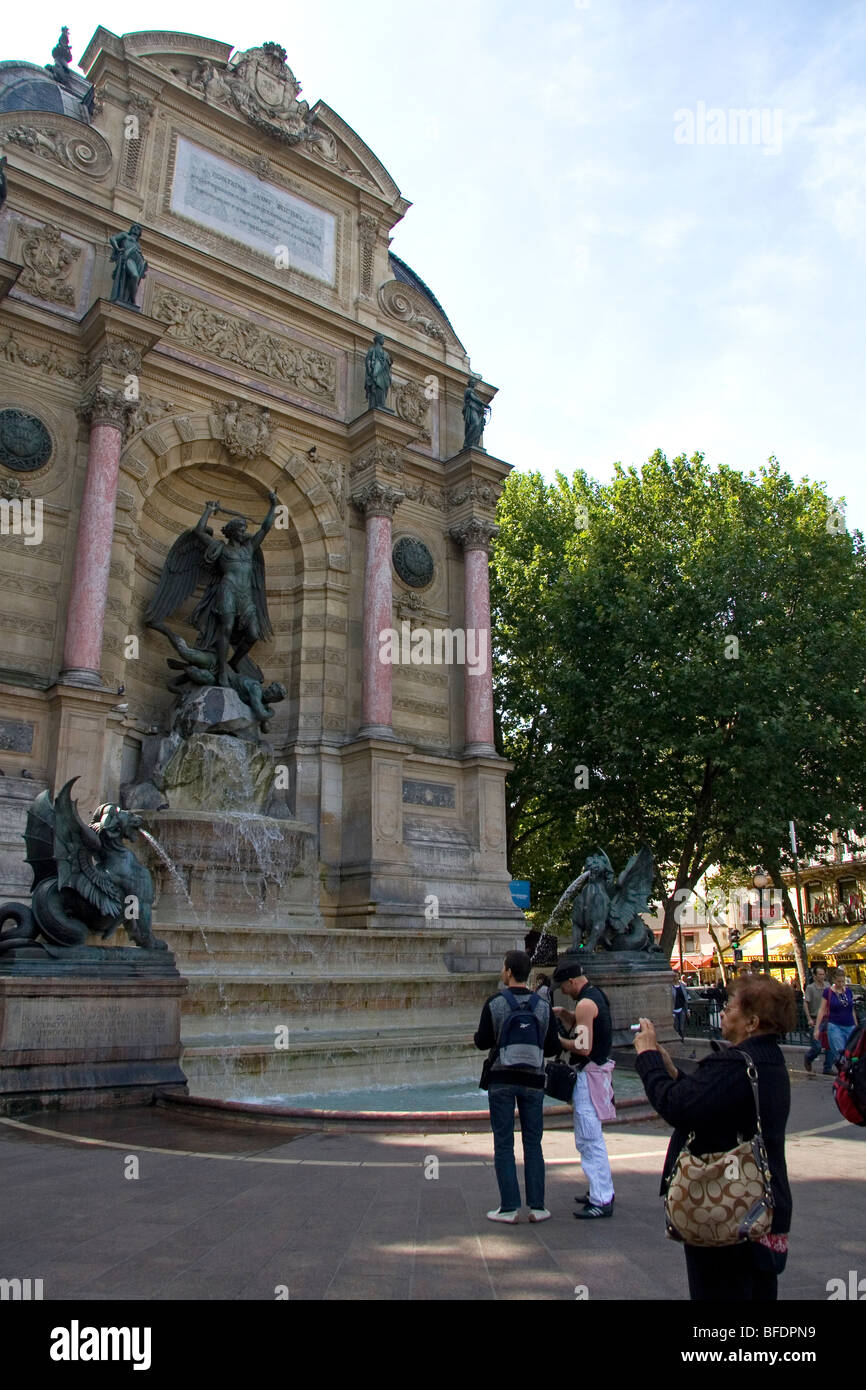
[0,30,93,124]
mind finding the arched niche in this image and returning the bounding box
[110,417,343,750]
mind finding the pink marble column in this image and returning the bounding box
[62,388,131,685]
[352,481,404,737]
[450,518,499,755]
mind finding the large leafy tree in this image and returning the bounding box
[491,452,866,965]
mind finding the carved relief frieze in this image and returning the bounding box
[378,282,447,343]
[402,480,447,511]
[152,286,337,401]
[0,332,84,383]
[447,479,501,509]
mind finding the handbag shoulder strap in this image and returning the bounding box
[730,1046,764,1135]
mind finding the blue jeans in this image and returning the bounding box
[488,1083,545,1211]
[827,1023,855,1069]
[804,1034,833,1073]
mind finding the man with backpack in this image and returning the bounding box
[474,950,562,1223]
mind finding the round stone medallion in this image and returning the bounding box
[393,536,434,588]
[0,409,53,472]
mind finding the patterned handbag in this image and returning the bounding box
[663,1050,774,1247]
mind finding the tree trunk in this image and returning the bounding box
[767,859,809,988]
[707,923,728,986]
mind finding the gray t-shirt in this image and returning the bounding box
[804,981,825,1018]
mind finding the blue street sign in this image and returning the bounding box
[510,880,530,910]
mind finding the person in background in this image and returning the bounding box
[814,968,858,1071]
[534,973,553,1003]
[672,971,690,1042]
[803,966,832,1075]
[634,974,796,1301]
[552,961,616,1220]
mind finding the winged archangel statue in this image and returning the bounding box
[570,846,656,953]
[0,780,161,953]
[145,493,281,716]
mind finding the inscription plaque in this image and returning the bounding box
[0,718,34,753]
[402,780,456,809]
[171,137,336,284]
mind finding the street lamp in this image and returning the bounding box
[752,869,772,974]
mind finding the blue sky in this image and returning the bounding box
[7,1,866,525]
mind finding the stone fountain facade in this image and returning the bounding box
[0,27,525,1099]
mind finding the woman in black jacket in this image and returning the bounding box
[634,973,796,1302]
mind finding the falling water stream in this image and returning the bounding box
[137,825,232,1079]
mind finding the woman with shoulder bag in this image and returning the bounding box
[634,974,796,1301]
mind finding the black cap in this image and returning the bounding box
[553,961,588,986]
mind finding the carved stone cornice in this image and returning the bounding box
[449,518,499,553]
[351,481,405,519]
[77,385,136,430]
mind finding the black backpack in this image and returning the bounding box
[495,990,547,1073]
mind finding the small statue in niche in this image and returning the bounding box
[109,223,148,309]
[462,376,490,450]
[364,332,392,411]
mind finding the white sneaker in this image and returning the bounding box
[487,1208,519,1223]
[528,1208,551,1222]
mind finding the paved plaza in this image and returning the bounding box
[0,1070,862,1302]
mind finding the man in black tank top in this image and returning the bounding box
[552,962,616,1219]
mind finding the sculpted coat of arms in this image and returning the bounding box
[18,221,81,306]
[217,401,273,460]
[188,42,318,146]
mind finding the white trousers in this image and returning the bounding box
[573,1069,615,1205]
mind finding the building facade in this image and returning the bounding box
[0,28,525,1090]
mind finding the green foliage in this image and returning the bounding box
[491,452,866,952]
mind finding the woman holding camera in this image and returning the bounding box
[634,974,796,1301]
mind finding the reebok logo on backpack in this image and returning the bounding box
[834,1023,866,1127]
[496,990,546,1073]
